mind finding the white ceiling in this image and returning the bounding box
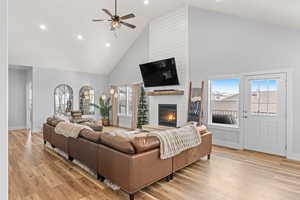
[8,0,300,75]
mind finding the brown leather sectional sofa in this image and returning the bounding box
[43,121,212,200]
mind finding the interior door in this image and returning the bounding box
[243,73,286,156]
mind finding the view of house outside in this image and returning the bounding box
[250,80,278,115]
[210,78,278,126]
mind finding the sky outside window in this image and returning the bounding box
[251,80,277,92]
[211,79,240,95]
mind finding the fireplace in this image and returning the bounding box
[158,104,177,127]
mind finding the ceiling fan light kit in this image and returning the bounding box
[92,0,136,31]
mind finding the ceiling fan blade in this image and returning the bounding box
[120,13,135,20]
[92,19,112,22]
[92,19,105,22]
[120,21,136,29]
[102,9,114,18]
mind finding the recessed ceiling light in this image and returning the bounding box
[39,24,47,31]
[216,0,223,2]
[77,35,83,40]
[144,0,149,5]
[105,43,111,47]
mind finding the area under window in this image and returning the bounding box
[118,86,132,116]
[79,86,95,115]
[250,79,278,116]
[209,78,240,127]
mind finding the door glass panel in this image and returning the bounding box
[250,79,278,116]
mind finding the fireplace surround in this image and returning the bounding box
[158,104,177,127]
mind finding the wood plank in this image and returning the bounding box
[146,90,184,96]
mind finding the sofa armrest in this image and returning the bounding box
[200,132,213,155]
[172,132,212,172]
[43,123,55,143]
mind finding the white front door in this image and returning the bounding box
[243,73,286,156]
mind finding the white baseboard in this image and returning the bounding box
[213,139,243,150]
[287,153,300,161]
[214,139,300,161]
[8,126,27,131]
[32,127,42,133]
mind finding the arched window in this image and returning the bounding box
[54,84,73,115]
[79,86,95,115]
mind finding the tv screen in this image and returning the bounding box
[139,58,179,87]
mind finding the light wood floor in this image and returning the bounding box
[9,129,300,200]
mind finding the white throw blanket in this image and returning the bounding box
[149,125,202,160]
[55,122,92,138]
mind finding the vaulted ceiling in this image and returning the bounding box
[8,0,300,75]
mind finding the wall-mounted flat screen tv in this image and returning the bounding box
[139,58,179,87]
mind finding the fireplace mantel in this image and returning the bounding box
[146,90,184,96]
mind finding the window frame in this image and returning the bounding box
[126,86,133,116]
[54,84,74,115]
[118,86,132,117]
[208,78,241,129]
[118,86,127,116]
[79,86,95,115]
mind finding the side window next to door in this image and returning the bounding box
[209,78,240,128]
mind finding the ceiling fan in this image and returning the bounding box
[92,0,136,31]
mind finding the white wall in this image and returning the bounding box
[189,7,300,81]
[0,0,8,198]
[148,7,190,127]
[8,68,28,130]
[32,67,108,131]
[109,27,149,86]
[189,6,300,160]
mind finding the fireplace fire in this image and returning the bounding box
[158,104,177,127]
[167,113,176,121]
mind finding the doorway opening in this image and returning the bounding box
[8,65,33,131]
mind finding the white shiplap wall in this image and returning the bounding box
[148,7,189,126]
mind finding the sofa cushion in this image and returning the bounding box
[132,136,160,153]
[80,122,103,132]
[100,133,135,154]
[117,131,148,141]
[79,129,101,144]
[70,118,90,124]
[46,117,64,127]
